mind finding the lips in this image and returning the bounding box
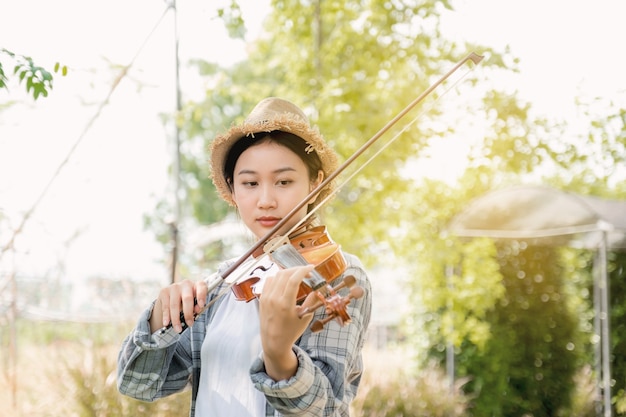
[257,216,281,228]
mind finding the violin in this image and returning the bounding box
[163,223,364,334]
[230,224,364,332]
[232,225,344,302]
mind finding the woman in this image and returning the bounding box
[117,97,372,416]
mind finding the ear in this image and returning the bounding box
[307,170,325,205]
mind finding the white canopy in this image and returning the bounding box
[448,184,626,250]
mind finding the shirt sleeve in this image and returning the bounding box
[249,253,372,416]
[116,300,196,402]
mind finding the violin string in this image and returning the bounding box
[180,56,481,326]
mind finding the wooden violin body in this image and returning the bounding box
[232,225,344,302]
[231,224,363,332]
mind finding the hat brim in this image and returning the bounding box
[210,112,339,207]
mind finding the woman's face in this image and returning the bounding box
[231,140,323,239]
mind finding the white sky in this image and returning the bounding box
[1,0,624,283]
[447,0,626,114]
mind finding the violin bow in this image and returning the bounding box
[162,51,484,332]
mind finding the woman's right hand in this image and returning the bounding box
[149,279,208,333]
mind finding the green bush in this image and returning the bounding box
[453,244,587,417]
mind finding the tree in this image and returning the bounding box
[445,87,626,415]
[0,48,66,100]
[170,0,510,267]
[167,0,533,394]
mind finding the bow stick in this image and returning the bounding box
[161,51,484,333]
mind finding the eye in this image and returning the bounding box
[277,179,293,186]
[242,180,258,187]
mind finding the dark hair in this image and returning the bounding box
[223,131,323,191]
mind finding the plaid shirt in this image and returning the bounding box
[117,252,372,416]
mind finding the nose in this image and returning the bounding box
[257,184,277,209]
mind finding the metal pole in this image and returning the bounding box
[445,263,455,390]
[166,0,182,284]
[593,248,602,416]
[599,231,612,417]
[9,264,17,409]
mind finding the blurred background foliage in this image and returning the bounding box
[142,0,626,416]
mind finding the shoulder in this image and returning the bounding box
[341,251,369,284]
[342,251,365,269]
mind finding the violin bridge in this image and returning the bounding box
[262,235,290,254]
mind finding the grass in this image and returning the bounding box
[0,322,600,417]
[2,323,420,417]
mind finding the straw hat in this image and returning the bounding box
[210,97,339,207]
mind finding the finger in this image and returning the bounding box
[195,280,208,313]
[282,265,315,301]
[181,284,198,328]
[158,291,171,328]
[167,286,184,332]
[299,290,322,317]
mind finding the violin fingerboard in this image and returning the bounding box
[270,245,326,290]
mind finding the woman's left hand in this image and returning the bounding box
[259,264,316,380]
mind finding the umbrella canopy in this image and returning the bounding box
[448,185,626,250]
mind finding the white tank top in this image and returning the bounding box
[196,259,280,416]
